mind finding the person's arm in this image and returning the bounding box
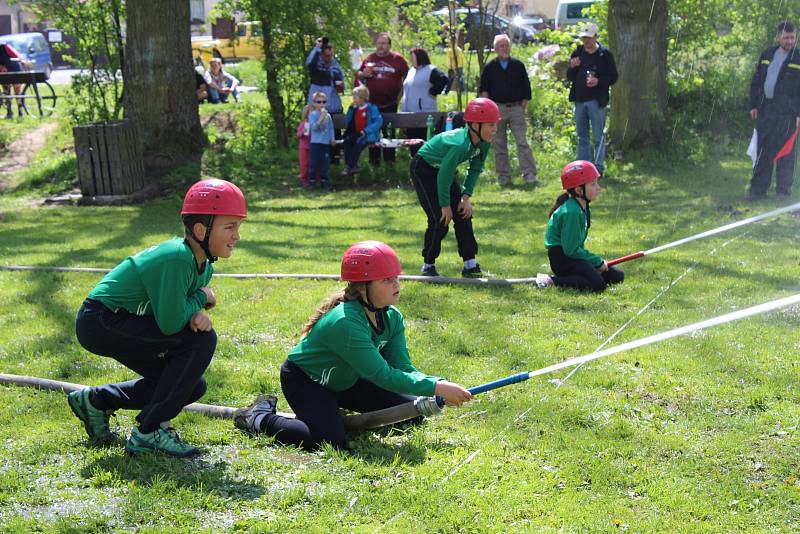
[750,51,766,112]
[566,48,581,82]
[204,71,222,91]
[328,316,439,396]
[305,46,320,66]
[601,49,618,87]
[461,143,489,197]
[225,72,239,90]
[140,259,209,336]
[519,61,532,102]
[429,67,449,95]
[559,211,603,266]
[435,141,466,207]
[364,105,383,138]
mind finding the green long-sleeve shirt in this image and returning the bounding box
[288,300,440,396]
[544,197,603,267]
[88,237,211,335]
[416,127,491,207]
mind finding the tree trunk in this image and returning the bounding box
[123,0,205,177]
[608,0,668,152]
[261,16,289,149]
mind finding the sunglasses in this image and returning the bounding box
[314,100,327,104]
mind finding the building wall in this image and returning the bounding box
[0,0,39,35]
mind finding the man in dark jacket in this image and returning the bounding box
[748,21,800,199]
[479,34,537,186]
[566,22,618,176]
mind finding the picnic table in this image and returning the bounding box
[0,70,57,117]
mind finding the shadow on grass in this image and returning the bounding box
[80,452,266,502]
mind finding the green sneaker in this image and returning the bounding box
[125,427,200,458]
[67,388,116,442]
[234,394,277,435]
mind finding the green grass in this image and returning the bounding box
[1,111,799,531]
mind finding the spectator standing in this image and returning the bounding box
[358,32,409,166]
[0,42,25,118]
[402,48,448,155]
[204,58,240,104]
[747,21,800,199]
[349,41,363,87]
[479,34,537,185]
[566,23,618,177]
[308,91,335,189]
[307,43,345,114]
[296,104,314,187]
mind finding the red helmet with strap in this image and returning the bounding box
[341,241,402,282]
[181,179,247,218]
[560,160,601,190]
[463,97,501,123]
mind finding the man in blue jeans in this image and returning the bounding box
[566,23,618,176]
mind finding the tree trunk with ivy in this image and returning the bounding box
[607,0,668,152]
[261,16,289,149]
[123,0,205,177]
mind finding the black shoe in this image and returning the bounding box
[420,264,440,277]
[461,264,483,278]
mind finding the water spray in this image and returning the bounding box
[607,201,800,266]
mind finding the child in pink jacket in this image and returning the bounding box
[296,104,314,187]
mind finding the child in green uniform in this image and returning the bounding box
[410,97,500,278]
[536,160,623,292]
[68,179,247,457]
[234,241,472,450]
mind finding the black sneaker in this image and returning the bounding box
[420,264,440,277]
[461,264,483,278]
[234,394,278,435]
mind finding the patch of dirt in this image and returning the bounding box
[201,110,239,136]
[0,122,59,192]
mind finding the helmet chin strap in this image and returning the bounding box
[468,122,483,142]
[360,284,388,314]
[189,215,217,264]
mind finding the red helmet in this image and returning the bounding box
[341,241,402,282]
[181,179,247,218]
[463,97,501,123]
[560,160,601,190]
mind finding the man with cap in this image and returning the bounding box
[566,22,618,176]
[748,21,800,199]
[479,34,538,186]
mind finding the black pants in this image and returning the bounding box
[548,246,624,293]
[342,133,370,168]
[410,155,478,264]
[258,360,416,451]
[406,127,427,157]
[751,101,796,196]
[369,103,398,165]
[75,299,215,433]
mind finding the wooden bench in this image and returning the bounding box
[331,111,450,130]
[0,71,57,117]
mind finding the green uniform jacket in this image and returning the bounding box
[544,198,603,267]
[88,237,211,335]
[416,127,491,207]
[288,300,440,396]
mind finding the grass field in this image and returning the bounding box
[0,105,798,532]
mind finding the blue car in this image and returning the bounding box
[0,32,53,79]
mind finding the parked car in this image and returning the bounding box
[0,32,53,79]
[192,21,263,63]
[512,13,551,31]
[433,7,537,48]
[555,0,598,29]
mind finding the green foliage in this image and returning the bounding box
[30,0,125,124]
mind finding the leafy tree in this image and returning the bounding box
[28,0,124,123]
[214,0,400,148]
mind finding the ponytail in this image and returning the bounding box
[547,192,572,218]
[300,283,364,337]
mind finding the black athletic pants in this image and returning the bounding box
[410,155,478,265]
[257,360,416,451]
[75,299,214,433]
[548,246,624,293]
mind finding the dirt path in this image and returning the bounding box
[0,122,59,192]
